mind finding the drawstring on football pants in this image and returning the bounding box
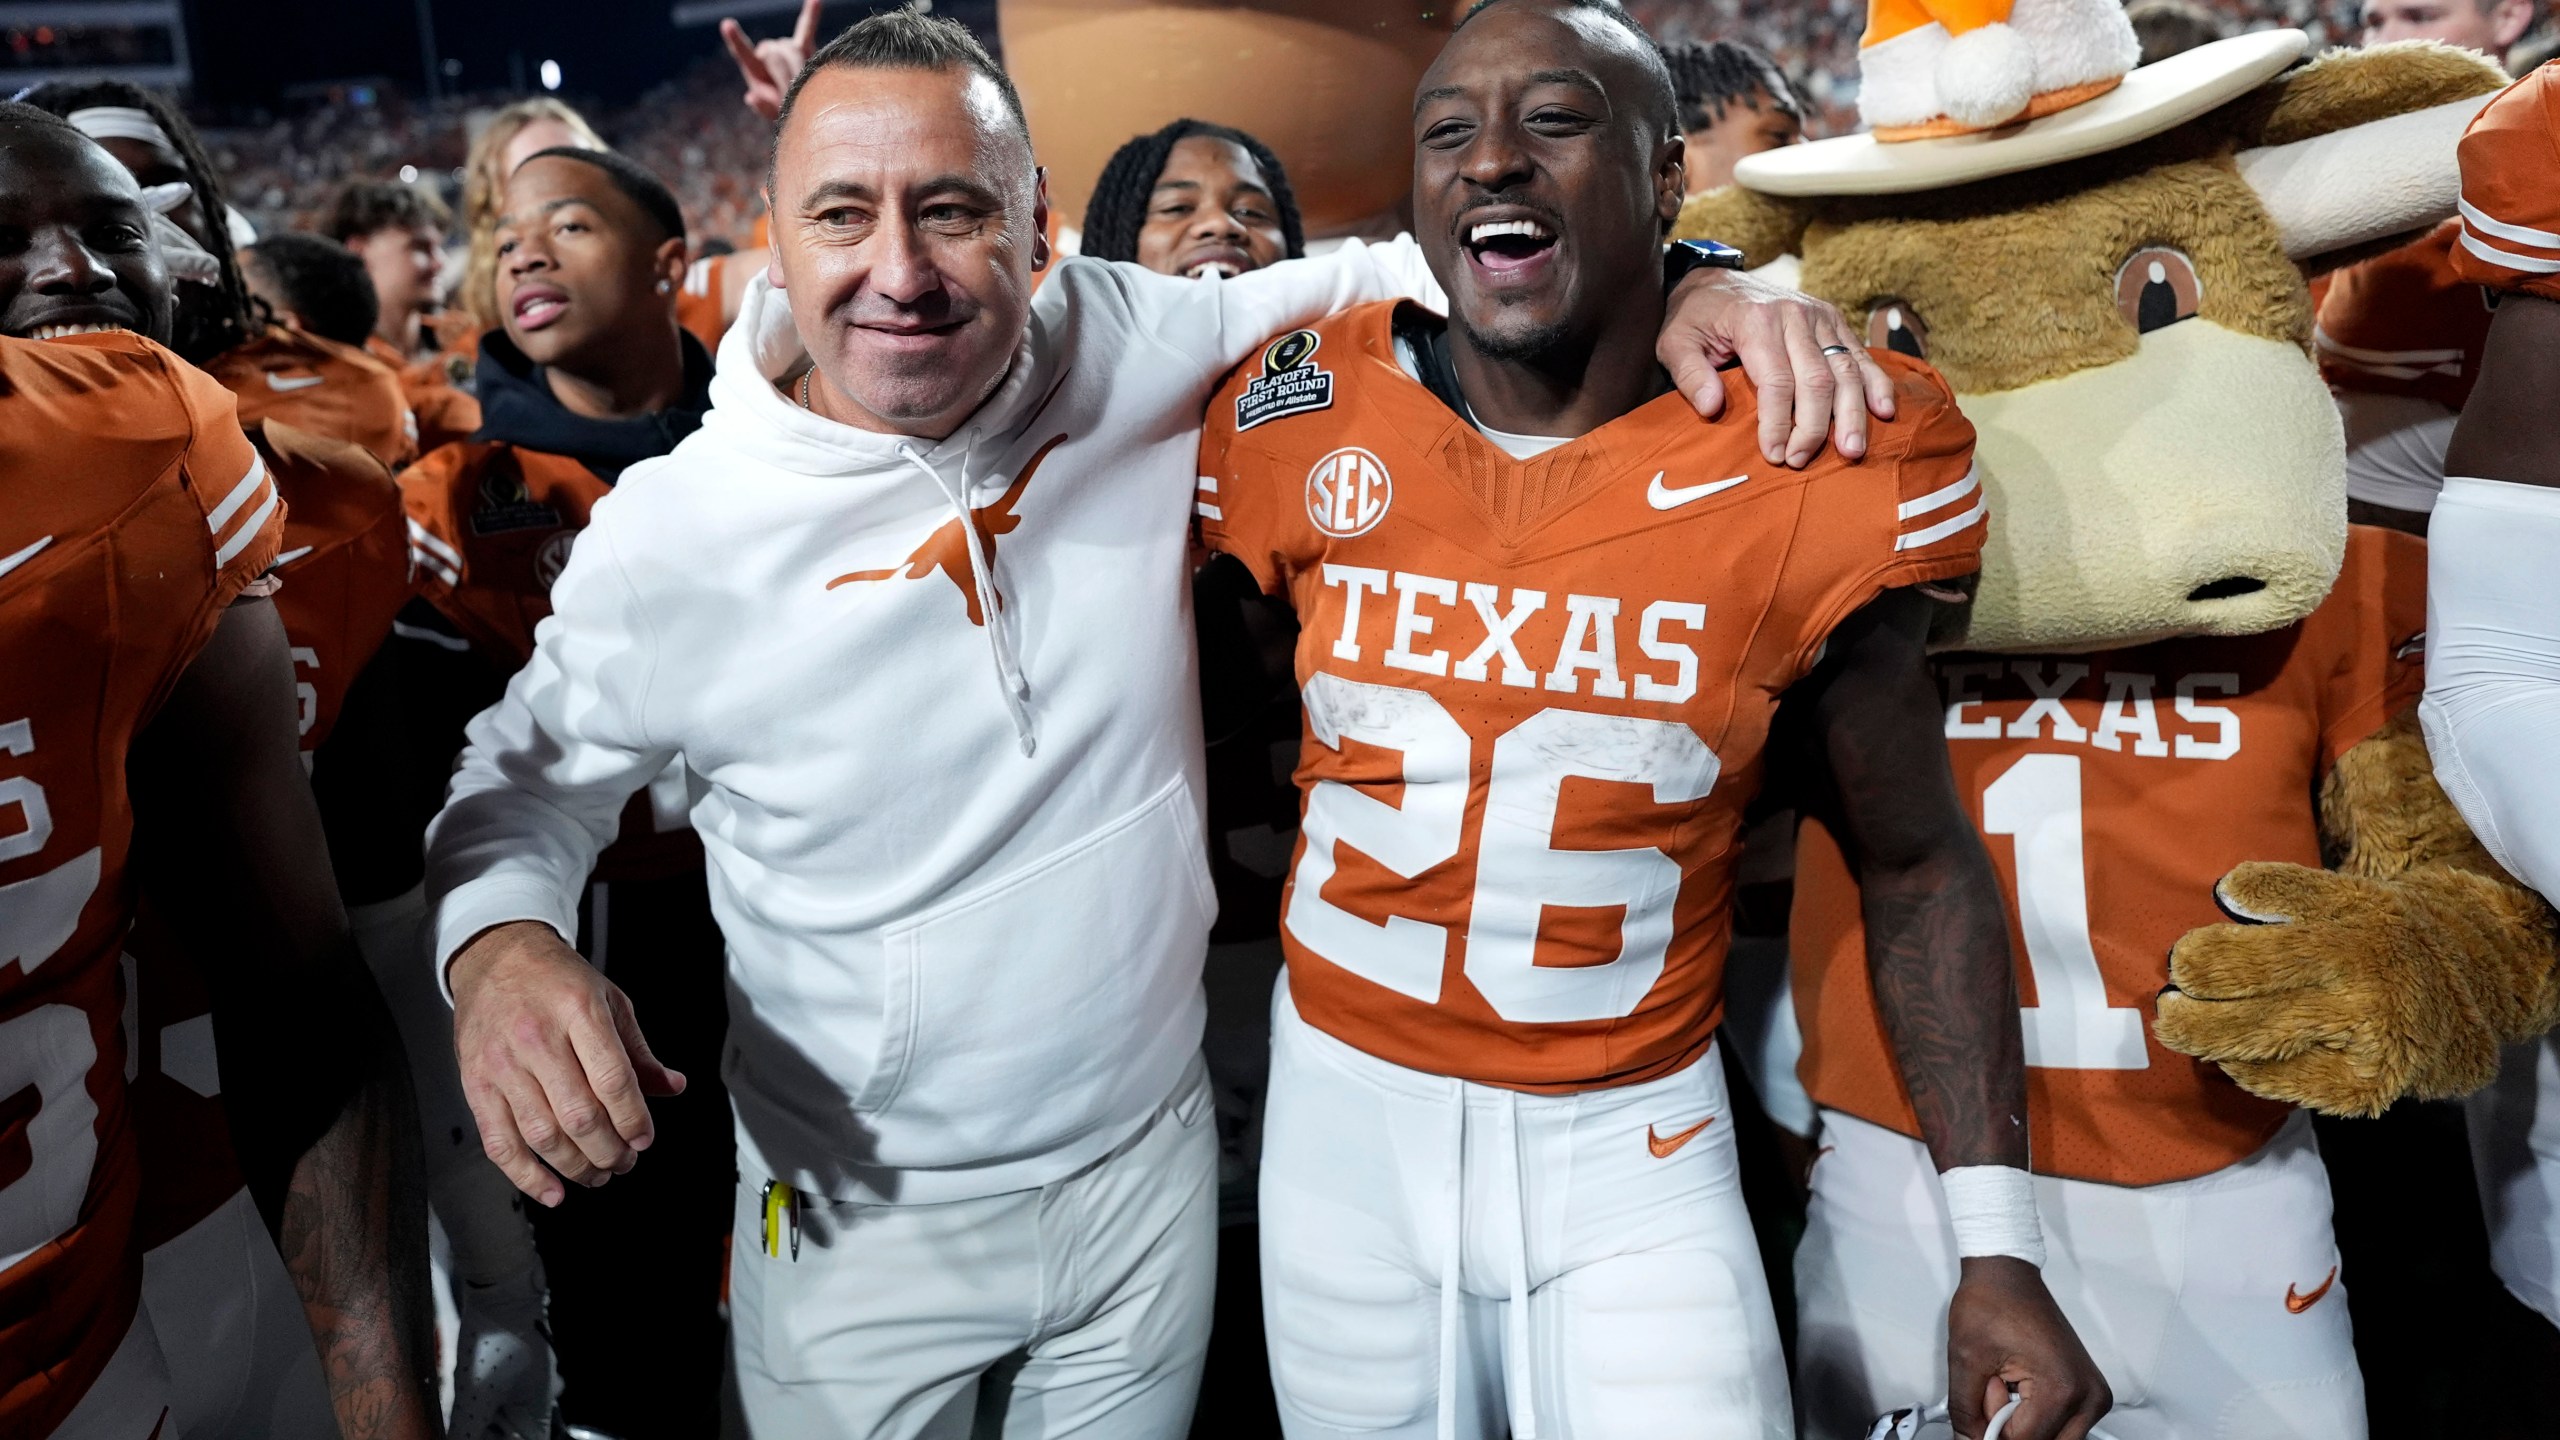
[896,440,1035,755]
[1434,1081,1539,1440]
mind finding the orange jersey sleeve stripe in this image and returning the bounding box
[2451,65,2560,301]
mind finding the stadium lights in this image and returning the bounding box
[400,164,419,183]
[540,59,563,91]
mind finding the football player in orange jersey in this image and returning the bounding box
[384,143,730,1440]
[0,102,435,1440]
[1196,4,2106,1437]
[2416,56,2560,1425]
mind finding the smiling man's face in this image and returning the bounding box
[0,123,174,345]
[1411,0,1684,364]
[767,62,1045,439]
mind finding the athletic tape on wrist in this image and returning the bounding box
[1941,1164,2046,1267]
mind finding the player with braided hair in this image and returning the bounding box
[1080,118,1304,276]
[14,79,260,365]
[1659,38,1807,196]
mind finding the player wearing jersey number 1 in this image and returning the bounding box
[1195,4,2106,1437]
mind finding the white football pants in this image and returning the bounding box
[140,1185,336,1439]
[1795,1108,2365,1440]
[727,1059,1217,1439]
[48,1306,178,1439]
[2467,1033,2560,1329]
[1257,981,1791,1440]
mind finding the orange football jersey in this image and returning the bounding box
[1198,304,1986,1091]
[371,334,484,454]
[2452,63,2560,302]
[128,421,413,1250]
[678,254,732,354]
[2317,221,2493,410]
[211,323,419,469]
[1791,525,2428,1186]
[0,333,280,1434]
[400,441,699,881]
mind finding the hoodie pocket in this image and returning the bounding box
[862,779,1215,1166]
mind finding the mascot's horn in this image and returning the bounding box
[2235,94,2493,261]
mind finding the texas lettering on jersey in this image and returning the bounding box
[1199,301,1985,1093]
[1793,525,2429,1185]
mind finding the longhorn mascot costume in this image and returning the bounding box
[1675,6,2555,1436]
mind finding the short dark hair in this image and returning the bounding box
[244,232,380,346]
[1080,119,1305,265]
[514,145,687,248]
[768,8,1029,196]
[1453,0,1678,143]
[1659,39,1805,133]
[324,178,450,244]
[14,78,255,365]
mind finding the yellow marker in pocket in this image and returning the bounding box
[760,1180,799,1261]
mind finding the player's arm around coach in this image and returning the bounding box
[431,14,1891,1209]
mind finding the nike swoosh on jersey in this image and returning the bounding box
[1645,1115,1715,1158]
[2284,1265,2338,1313]
[0,535,52,581]
[265,372,326,392]
[274,545,314,568]
[1646,471,1749,509]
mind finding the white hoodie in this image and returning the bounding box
[424,244,1440,1204]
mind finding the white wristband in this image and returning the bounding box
[1941,1164,2046,1268]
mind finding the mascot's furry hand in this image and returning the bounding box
[2156,715,2560,1116]
[2157,861,2555,1115]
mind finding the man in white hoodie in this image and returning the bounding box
[424,11,1893,1436]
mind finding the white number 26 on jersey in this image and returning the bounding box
[1287,674,1720,1024]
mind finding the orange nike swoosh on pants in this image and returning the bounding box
[2285,1265,2339,1313]
[1646,1116,1715,1158]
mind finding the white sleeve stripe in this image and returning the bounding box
[204,453,269,531]
[2460,196,2560,249]
[2313,327,2465,366]
[1896,496,1986,552]
[2327,357,2463,381]
[213,489,281,567]
[684,259,712,296]
[2459,225,2560,274]
[407,517,465,568]
[410,546,462,588]
[391,619,472,652]
[1196,501,1224,520]
[1196,474,1219,494]
[1896,466,1979,521]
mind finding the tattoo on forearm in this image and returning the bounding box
[1863,850,2030,1170]
[281,1031,436,1439]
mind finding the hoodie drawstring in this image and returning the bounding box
[896,441,1035,755]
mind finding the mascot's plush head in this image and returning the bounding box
[1680,21,2507,653]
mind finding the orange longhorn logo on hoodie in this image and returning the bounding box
[828,433,1068,626]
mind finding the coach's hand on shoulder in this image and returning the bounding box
[1658,264,1898,471]
[450,920,687,1207]
[1946,1255,2112,1440]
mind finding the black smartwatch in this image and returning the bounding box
[1662,238,1748,292]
